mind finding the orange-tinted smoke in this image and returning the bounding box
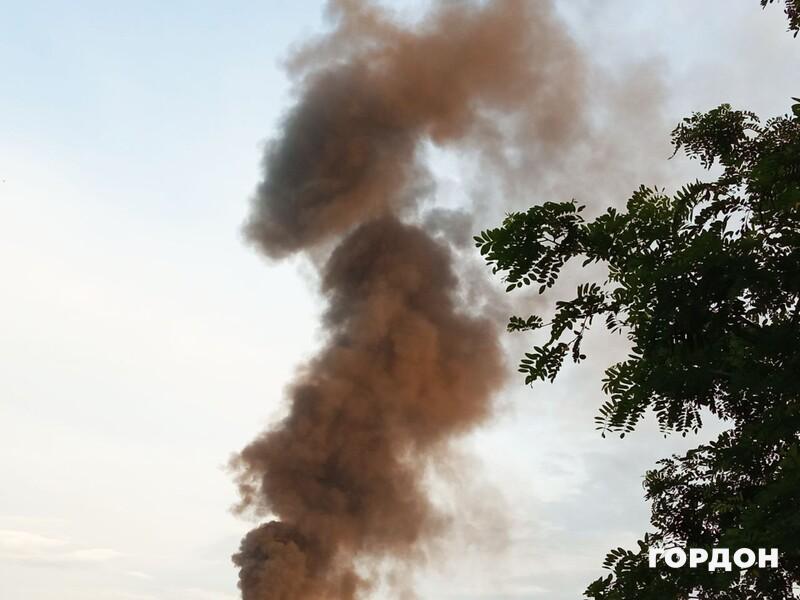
[243,0,585,258]
[233,217,503,598]
[233,1,587,598]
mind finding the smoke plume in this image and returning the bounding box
[232,1,594,598]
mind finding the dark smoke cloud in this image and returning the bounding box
[243,0,586,259]
[232,1,609,598]
[233,217,503,598]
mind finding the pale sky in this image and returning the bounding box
[1,2,798,599]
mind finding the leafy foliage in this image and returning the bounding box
[762,0,800,36]
[478,98,800,599]
[479,100,800,437]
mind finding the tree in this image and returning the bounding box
[476,97,800,598]
[762,0,800,36]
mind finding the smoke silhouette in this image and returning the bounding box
[231,1,594,598]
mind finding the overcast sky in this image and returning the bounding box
[1,2,798,599]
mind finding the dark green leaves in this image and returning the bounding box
[483,100,800,438]
[475,200,585,293]
[481,98,800,599]
[761,0,800,36]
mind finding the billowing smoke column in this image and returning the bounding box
[232,1,586,598]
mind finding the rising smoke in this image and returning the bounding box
[231,1,631,598]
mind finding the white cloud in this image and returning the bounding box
[0,529,68,556]
[175,588,238,600]
[126,570,154,580]
[0,529,120,565]
[64,548,123,562]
